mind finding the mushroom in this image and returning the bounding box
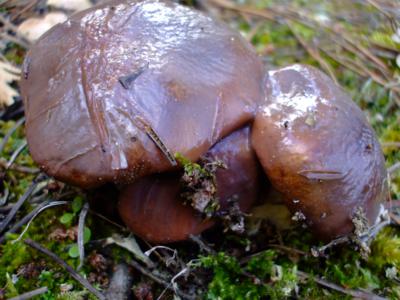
[19,0,388,244]
[19,0,265,188]
[118,126,259,243]
[251,64,388,240]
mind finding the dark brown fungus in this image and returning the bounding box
[252,64,388,240]
[20,0,264,188]
[118,126,259,243]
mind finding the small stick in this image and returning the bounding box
[6,140,28,169]
[286,21,338,85]
[0,157,40,174]
[267,244,308,256]
[128,259,195,300]
[0,175,43,234]
[77,202,89,271]
[0,187,9,206]
[0,117,25,154]
[388,162,400,175]
[8,286,48,300]
[0,200,48,244]
[144,124,177,166]
[8,201,68,244]
[24,238,106,300]
[189,234,216,254]
[297,270,387,300]
[89,209,128,232]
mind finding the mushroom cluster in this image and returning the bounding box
[20,0,388,243]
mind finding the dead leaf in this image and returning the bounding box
[104,234,154,268]
[17,12,68,42]
[0,61,20,108]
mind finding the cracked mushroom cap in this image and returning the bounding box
[251,64,388,240]
[20,0,264,188]
[118,126,259,243]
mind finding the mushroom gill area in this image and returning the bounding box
[20,0,388,243]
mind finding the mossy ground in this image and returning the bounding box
[1,0,399,299]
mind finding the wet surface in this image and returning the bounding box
[20,0,264,188]
[252,64,388,240]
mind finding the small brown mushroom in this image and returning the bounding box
[20,0,264,188]
[118,126,259,243]
[251,64,388,240]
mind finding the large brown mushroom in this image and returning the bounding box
[251,64,388,240]
[118,126,259,243]
[20,0,265,188]
[19,0,389,244]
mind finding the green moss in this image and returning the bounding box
[369,227,400,270]
[200,251,298,299]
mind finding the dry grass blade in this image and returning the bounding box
[208,0,400,107]
[189,234,216,254]
[128,259,195,300]
[0,117,24,154]
[286,21,338,85]
[6,139,27,168]
[388,162,400,175]
[0,157,40,174]
[297,270,387,299]
[24,238,106,300]
[8,286,48,300]
[0,174,44,234]
[77,202,89,271]
[6,200,68,244]
[0,13,31,48]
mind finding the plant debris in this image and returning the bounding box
[176,152,226,217]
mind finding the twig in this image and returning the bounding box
[189,234,216,254]
[297,270,387,300]
[128,259,195,300]
[0,200,47,244]
[311,236,349,257]
[89,209,128,232]
[8,201,68,244]
[286,21,338,85]
[389,212,400,226]
[6,140,28,168]
[77,202,89,271]
[0,187,9,206]
[0,203,13,213]
[144,245,178,263]
[157,267,190,300]
[208,0,400,106]
[0,175,43,234]
[0,157,40,173]
[8,286,48,300]
[0,117,25,154]
[267,244,308,256]
[388,162,400,175]
[24,238,106,300]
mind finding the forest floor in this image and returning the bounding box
[0,0,399,299]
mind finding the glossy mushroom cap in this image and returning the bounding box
[118,126,259,243]
[20,0,264,188]
[252,64,388,240]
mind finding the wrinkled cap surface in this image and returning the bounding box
[20,0,264,188]
[252,64,388,240]
[118,126,259,242]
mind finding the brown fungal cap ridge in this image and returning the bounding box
[20,0,264,188]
